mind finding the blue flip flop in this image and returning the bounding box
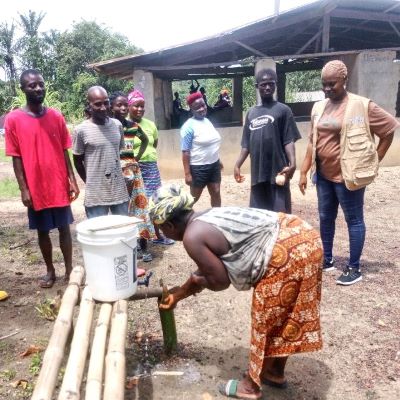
[152,237,175,245]
[217,380,262,399]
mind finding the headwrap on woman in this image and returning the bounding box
[186,92,203,107]
[321,60,348,79]
[149,184,195,224]
[128,89,145,105]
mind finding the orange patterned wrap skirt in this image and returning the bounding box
[249,213,323,387]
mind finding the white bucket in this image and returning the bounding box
[76,215,141,302]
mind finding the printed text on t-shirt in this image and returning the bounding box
[249,115,275,130]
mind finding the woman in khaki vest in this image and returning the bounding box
[299,60,398,286]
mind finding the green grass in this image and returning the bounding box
[29,353,42,376]
[0,149,10,163]
[0,178,19,199]
[26,251,41,265]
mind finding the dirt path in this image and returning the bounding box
[1,167,399,399]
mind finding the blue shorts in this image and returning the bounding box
[190,160,221,188]
[28,206,74,231]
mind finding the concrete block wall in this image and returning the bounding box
[352,51,400,116]
[133,70,173,129]
[133,70,155,121]
[157,122,400,180]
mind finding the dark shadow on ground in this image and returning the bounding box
[331,256,395,274]
[125,341,332,400]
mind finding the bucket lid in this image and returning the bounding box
[76,215,141,237]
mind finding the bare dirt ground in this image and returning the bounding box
[0,145,399,399]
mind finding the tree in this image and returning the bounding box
[18,10,47,73]
[55,21,140,92]
[0,22,19,96]
[61,72,97,120]
[242,76,256,111]
[0,79,11,112]
[0,16,141,118]
[41,29,60,81]
[285,70,321,102]
[54,21,141,121]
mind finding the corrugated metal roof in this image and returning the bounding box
[90,0,400,79]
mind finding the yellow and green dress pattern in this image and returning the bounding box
[120,126,155,239]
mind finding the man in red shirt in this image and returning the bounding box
[5,69,79,288]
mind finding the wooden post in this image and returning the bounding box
[85,303,113,400]
[103,300,128,400]
[322,13,331,52]
[31,266,85,400]
[232,76,243,125]
[277,71,286,103]
[58,287,95,400]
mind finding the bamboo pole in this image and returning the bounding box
[158,305,178,355]
[58,286,95,400]
[85,303,112,400]
[31,266,85,400]
[158,281,178,355]
[103,300,128,400]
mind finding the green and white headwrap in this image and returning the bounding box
[149,184,195,225]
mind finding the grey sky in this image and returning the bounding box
[2,0,319,52]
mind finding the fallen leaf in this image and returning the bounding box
[134,331,143,343]
[20,344,44,357]
[202,392,213,400]
[10,379,28,389]
[20,380,28,389]
[126,376,139,389]
[135,331,143,339]
[49,290,62,312]
[10,380,20,388]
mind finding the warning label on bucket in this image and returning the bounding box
[114,255,129,290]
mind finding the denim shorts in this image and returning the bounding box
[190,160,221,188]
[28,206,74,231]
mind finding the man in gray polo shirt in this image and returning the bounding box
[73,86,129,218]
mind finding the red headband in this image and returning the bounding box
[186,92,203,106]
[128,89,145,105]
